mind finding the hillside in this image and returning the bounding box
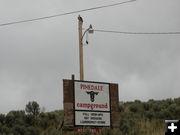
[0,97,180,135]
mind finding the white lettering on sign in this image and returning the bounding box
[74,81,110,111]
[75,111,110,126]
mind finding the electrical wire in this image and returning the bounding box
[94,29,180,35]
[0,0,136,27]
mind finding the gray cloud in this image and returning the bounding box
[0,0,180,113]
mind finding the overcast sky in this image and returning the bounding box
[0,0,180,113]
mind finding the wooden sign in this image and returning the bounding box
[63,78,119,130]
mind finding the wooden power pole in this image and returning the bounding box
[78,15,84,81]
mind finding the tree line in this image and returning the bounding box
[0,101,63,135]
[0,97,180,135]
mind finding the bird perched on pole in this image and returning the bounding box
[78,15,83,23]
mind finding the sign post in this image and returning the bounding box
[63,78,119,132]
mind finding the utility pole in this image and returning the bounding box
[78,15,94,81]
[78,15,84,81]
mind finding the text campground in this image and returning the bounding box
[77,103,108,110]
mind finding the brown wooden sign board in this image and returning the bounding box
[63,78,119,131]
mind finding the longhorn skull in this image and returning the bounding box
[86,91,99,102]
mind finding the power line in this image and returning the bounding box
[0,0,136,27]
[94,29,180,35]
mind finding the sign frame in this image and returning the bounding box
[73,80,112,127]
